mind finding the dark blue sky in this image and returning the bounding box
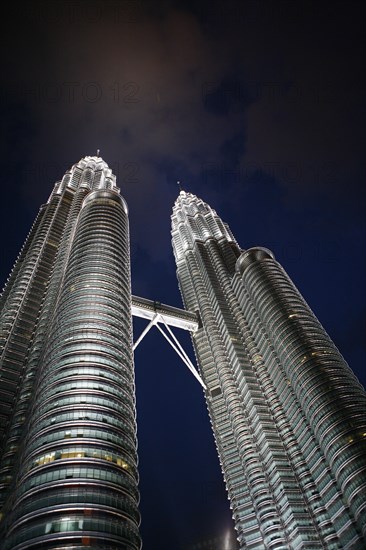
[0,1,365,547]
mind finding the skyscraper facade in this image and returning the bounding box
[171,191,366,549]
[0,157,141,549]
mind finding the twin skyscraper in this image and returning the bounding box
[0,156,365,549]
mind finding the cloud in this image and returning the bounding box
[1,1,364,263]
[0,2,248,262]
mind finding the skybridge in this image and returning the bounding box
[131,295,205,389]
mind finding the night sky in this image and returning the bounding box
[0,1,365,548]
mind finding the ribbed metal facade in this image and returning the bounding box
[0,157,141,549]
[171,191,366,549]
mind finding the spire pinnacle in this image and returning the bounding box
[177,180,183,192]
[96,149,100,157]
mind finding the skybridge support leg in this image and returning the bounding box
[154,321,206,389]
[132,312,206,390]
[133,314,158,351]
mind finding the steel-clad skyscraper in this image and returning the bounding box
[0,157,141,549]
[171,191,366,549]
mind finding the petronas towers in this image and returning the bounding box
[0,157,365,549]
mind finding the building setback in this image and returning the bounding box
[171,190,366,549]
[0,157,141,549]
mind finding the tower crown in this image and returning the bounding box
[48,155,119,201]
[171,192,239,263]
